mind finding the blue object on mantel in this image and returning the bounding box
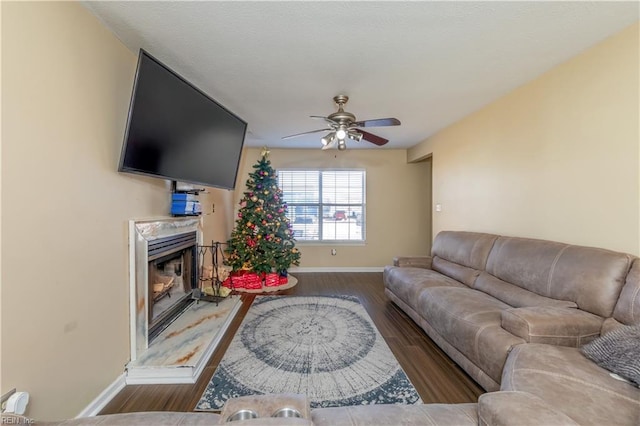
[171,200,202,216]
[172,192,199,202]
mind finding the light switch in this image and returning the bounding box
[435,204,442,212]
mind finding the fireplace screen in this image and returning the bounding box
[147,232,197,341]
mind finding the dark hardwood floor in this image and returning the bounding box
[100,273,483,414]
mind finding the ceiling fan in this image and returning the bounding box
[282,95,401,150]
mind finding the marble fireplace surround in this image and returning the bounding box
[128,217,201,361]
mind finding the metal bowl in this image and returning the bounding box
[271,407,302,418]
[226,409,258,422]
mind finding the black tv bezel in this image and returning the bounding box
[118,49,247,190]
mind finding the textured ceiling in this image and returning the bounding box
[82,1,638,150]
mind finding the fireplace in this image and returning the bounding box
[129,218,201,360]
[147,232,197,341]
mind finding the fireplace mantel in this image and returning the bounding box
[128,217,202,361]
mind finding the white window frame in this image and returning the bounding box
[278,169,366,244]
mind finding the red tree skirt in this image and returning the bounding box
[222,272,297,293]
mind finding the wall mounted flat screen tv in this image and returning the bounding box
[119,49,247,190]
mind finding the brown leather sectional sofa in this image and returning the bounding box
[7,231,639,425]
[383,231,640,425]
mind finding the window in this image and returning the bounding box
[278,170,365,242]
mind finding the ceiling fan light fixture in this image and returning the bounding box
[335,127,347,140]
[348,131,363,142]
[337,140,347,151]
[321,138,337,150]
[321,132,336,146]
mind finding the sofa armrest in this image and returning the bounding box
[478,391,579,426]
[393,256,432,269]
[501,306,603,347]
[14,412,224,425]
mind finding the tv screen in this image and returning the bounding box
[119,50,247,190]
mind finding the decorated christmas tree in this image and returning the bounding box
[225,148,301,275]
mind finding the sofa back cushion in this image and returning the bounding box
[475,272,577,309]
[431,257,482,287]
[612,258,640,326]
[431,231,498,286]
[485,236,633,318]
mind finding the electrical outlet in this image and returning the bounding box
[331,249,337,256]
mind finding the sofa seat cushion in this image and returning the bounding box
[417,287,525,383]
[478,391,580,426]
[501,306,603,347]
[311,403,478,426]
[383,265,466,311]
[502,343,640,426]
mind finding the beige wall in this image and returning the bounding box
[409,22,640,255]
[1,2,230,420]
[200,189,236,244]
[235,148,432,269]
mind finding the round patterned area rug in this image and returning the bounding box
[196,295,421,410]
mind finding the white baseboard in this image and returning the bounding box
[76,374,126,418]
[288,266,384,273]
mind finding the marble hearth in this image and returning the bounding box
[126,295,241,384]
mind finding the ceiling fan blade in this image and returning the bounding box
[353,118,401,128]
[282,129,330,140]
[310,115,339,126]
[360,130,389,146]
